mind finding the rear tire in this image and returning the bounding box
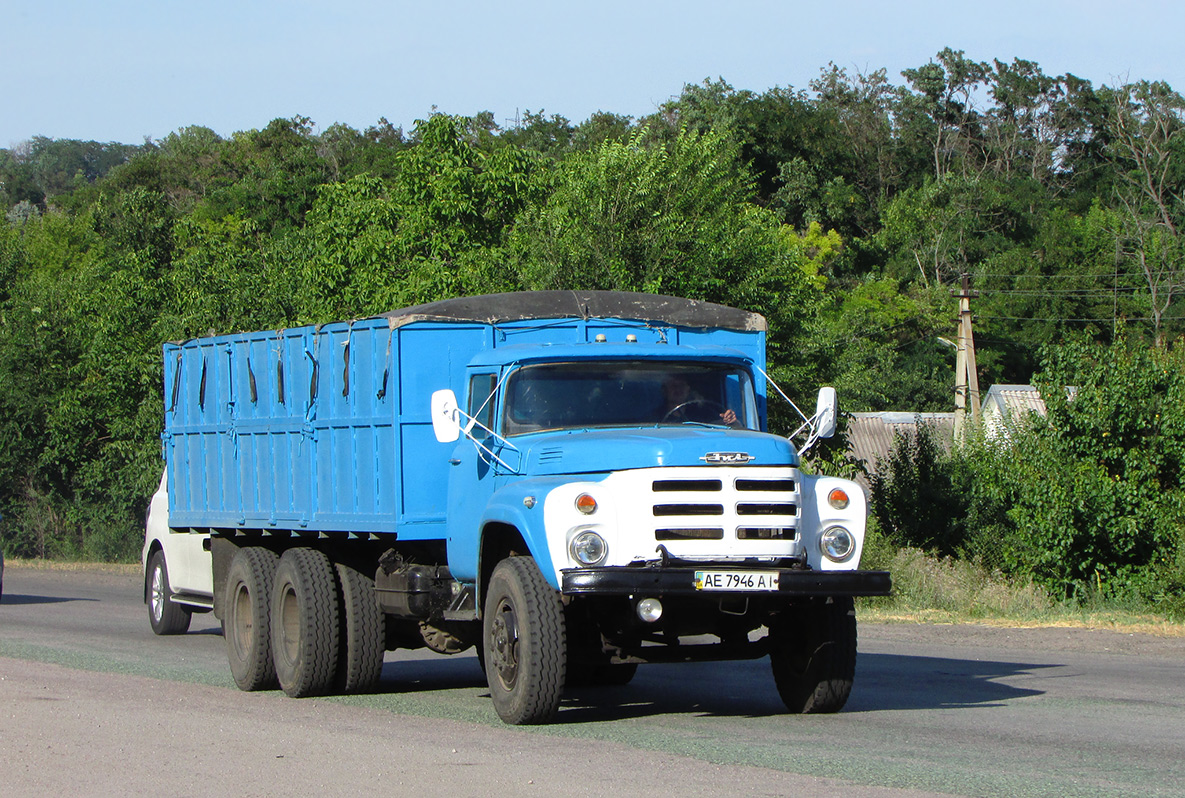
[770,597,857,713]
[483,557,566,724]
[224,547,279,691]
[148,550,193,635]
[271,548,340,698]
[335,561,385,693]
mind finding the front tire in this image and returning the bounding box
[564,602,637,688]
[483,557,566,724]
[769,597,857,713]
[224,547,279,691]
[271,548,340,698]
[148,550,192,635]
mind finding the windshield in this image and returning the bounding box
[502,361,758,436]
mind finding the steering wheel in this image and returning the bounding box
[662,399,728,423]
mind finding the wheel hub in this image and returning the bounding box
[151,566,165,620]
[490,598,519,687]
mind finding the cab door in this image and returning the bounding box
[444,372,502,583]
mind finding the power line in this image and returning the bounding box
[975,271,1136,280]
[979,313,1185,323]
[978,288,1146,296]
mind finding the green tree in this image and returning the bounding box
[899,48,992,181]
[298,116,540,321]
[1105,80,1185,345]
[811,278,954,411]
[505,126,831,397]
[808,64,903,233]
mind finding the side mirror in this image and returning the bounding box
[430,389,461,443]
[814,387,837,440]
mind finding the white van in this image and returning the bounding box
[141,472,213,634]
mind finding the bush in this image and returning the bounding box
[870,420,968,556]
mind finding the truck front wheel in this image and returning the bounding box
[483,557,566,724]
[224,547,279,691]
[271,547,340,698]
[769,596,857,713]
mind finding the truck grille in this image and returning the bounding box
[644,470,800,546]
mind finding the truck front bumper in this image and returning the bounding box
[561,566,891,597]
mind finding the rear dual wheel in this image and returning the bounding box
[335,561,385,693]
[224,547,280,691]
[272,548,340,698]
[224,546,384,697]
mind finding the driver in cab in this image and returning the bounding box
[660,375,739,427]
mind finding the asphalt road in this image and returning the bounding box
[1,564,1183,797]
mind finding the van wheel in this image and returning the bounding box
[148,550,192,635]
[224,547,279,691]
[483,557,565,724]
[769,597,857,713]
[272,548,340,698]
[335,561,385,693]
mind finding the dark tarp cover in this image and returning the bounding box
[379,291,766,332]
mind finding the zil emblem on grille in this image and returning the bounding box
[699,451,755,464]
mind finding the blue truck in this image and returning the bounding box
[161,290,890,724]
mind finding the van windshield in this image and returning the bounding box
[502,361,758,436]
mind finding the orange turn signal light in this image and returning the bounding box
[575,493,598,515]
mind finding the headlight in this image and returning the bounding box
[570,531,607,565]
[820,526,855,563]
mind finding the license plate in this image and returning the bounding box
[694,570,780,591]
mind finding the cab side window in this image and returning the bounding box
[468,373,497,432]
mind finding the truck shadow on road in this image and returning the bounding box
[379,655,488,693]
[553,654,1054,722]
[0,593,99,606]
[374,650,1056,722]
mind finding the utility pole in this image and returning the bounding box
[953,273,981,440]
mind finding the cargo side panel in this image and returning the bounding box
[310,319,398,533]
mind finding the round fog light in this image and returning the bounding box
[820,526,855,563]
[570,531,607,565]
[636,598,663,623]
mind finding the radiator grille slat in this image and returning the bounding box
[652,479,722,492]
[653,504,724,517]
[737,502,797,516]
[656,528,725,540]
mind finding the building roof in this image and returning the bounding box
[982,384,1048,419]
[846,412,955,485]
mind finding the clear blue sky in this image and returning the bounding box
[5,0,1182,146]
